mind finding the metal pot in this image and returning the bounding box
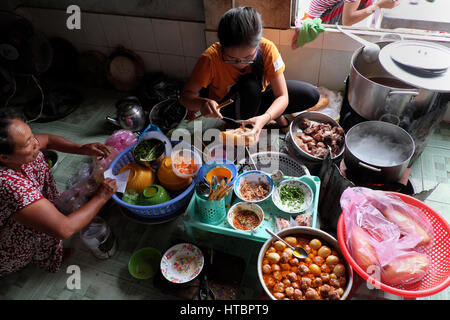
[106,96,146,131]
[348,41,438,125]
[344,121,415,183]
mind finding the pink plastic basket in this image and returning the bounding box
[337,192,450,298]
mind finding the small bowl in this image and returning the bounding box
[227,202,264,231]
[234,170,274,203]
[205,167,232,184]
[171,148,202,178]
[272,179,313,214]
[42,150,59,172]
[128,247,162,280]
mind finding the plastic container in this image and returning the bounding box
[337,192,450,298]
[157,157,192,191]
[184,175,321,243]
[171,148,202,178]
[128,247,162,279]
[198,159,238,186]
[194,191,227,225]
[80,216,117,259]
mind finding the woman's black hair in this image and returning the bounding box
[218,7,263,48]
[0,109,25,155]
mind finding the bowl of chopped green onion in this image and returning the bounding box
[272,179,313,214]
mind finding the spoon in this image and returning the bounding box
[336,24,380,64]
[265,228,308,259]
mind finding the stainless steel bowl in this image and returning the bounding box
[257,226,353,300]
[288,111,345,161]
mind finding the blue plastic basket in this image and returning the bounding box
[109,140,198,219]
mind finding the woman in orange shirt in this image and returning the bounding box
[180,7,320,140]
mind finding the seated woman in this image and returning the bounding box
[180,6,320,140]
[307,0,400,26]
[0,113,117,277]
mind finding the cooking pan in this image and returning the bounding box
[344,121,415,183]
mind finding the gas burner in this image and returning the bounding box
[338,160,415,195]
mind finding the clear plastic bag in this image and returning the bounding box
[341,187,433,286]
[105,129,137,153]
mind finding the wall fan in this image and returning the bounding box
[0,10,81,122]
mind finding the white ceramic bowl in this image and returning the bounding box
[233,170,274,203]
[227,202,264,231]
[272,179,313,214]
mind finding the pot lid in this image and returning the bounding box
[379,40,450,92]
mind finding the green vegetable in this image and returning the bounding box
[279,184,305,209]
[134,139,165,162]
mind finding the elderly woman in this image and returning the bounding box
[0,114,117,277]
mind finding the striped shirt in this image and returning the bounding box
[308,0,358,18]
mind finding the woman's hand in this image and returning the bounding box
[81,143,111,159]
[97,178,118,200]
[241,114,270,144]
[200,99,222,119]
[376,0,401,9]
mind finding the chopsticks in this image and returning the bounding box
[208,179,233,201]
[187,98,234,123]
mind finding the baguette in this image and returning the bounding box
[382,209,431,246]
[220,127,256,146]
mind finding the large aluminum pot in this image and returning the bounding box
[344,121,415,183]
[348,41,438,124]
[257,227,353,300]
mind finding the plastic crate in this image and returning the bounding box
[183,175,321,242]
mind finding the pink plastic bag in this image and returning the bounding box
[341,187,433,286]
[105,130,137,153]
[93,146,119,182]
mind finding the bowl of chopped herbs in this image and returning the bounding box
[272,179,313,214]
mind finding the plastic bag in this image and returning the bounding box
[105,130,137,153]
[275,213,312,232]
[93,146,119,182]
[316,87,343,121]
[341,187,433,286]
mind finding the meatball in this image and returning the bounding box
[273,282,285,293]
[305,288,320,300]
[294,289,303,300]
[287,272,298,282]
[285,286,295,298]
[273,292,285,300]
[262,264,271,274]
[319,284,332,298]
[267,252,280,263]
[312,277,323,288]
[298,264,310,276]
[301,277,312,290]
[328,289,341,300]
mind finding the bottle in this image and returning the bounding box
[80,216,117,259]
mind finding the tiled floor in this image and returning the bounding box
[0,86,449,300]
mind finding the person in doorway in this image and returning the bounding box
[179,6,320,141]
[0,113,117,277]
[307,0,401,26]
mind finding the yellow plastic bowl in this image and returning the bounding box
[205,167,232,184]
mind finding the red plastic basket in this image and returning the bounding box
[337,192,450,298]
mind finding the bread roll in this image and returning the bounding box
[349,226,378,272]
[381,252,430,286]
[220,127,256,146]
[382,209,431,246]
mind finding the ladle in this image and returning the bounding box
[265,228,308,259]
[336,24,380,64]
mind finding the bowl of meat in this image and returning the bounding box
[234,170,273,203]
[288,111,345,161]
